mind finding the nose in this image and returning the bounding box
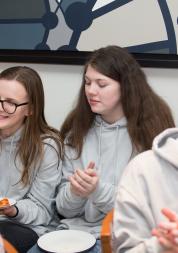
[87,83,97,95]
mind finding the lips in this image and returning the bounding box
[89,99,100,104]
[0,115,9,119]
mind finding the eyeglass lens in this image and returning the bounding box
[2,101,16,114]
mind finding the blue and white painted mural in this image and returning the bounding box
[0,0,177,54]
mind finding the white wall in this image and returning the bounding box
[145,67,178,125]
[0,63,177,127]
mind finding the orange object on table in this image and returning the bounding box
[0,198,10,208]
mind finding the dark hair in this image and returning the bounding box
[61,45,175,156]
[0,66,63,185]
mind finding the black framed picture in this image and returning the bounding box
[0,0,178,68]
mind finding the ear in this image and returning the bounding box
[25,104,33,116]
[25,109,33,116]
[25,112,32,116]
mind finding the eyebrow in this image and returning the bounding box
[0,97,24,104]
[84,76,107,82]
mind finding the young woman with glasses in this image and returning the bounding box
[0,66,63,253]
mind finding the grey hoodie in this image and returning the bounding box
[56,115,133,238]
[0,128,62,236]
[113,128,178,253]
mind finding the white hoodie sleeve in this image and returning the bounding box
[112,157,164,253]
[13,139,62,227]
[113,188,163,253]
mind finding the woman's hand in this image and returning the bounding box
[157,236,178,253]
[69,161,99,197]
[152,208,178,252]
[0,205,18,217]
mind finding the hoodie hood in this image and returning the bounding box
[93,115,128,185]
[1,127,23,152]
[1,127,23,143]
[94,114,127,128]
[152,128,178,168]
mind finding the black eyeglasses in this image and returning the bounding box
[0,100,29,114]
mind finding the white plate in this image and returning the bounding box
[0,198,16,210]
[37,230,96,253]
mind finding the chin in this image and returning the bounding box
[91,109,101,114]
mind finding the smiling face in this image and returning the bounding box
[84,65,124,123]
[0,79,29,138]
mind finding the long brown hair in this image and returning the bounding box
[0,66,63,185]
[61,45,175,155]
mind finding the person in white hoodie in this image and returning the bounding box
[28,45,175,253]
[112,128,178,253]
[0,66,63,253]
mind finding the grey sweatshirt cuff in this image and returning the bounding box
[10,203,24,221]
[89,181,103,202]
[66,183,86,202]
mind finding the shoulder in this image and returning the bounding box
[120,150,161,187]
[131,149,158,166]
[117,150,163,205]
[42,136,62,154]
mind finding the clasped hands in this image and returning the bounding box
[152,208,178,253]
[69,161,99,197]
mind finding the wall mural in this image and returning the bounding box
[0,0,177,65]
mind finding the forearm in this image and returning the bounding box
[89,181,116,213]
[56,183,87,217]
[13,198,52,225]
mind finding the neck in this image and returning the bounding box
[0,130,14,139]
[101,111,125,124]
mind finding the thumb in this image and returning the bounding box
[87,161,95,170]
